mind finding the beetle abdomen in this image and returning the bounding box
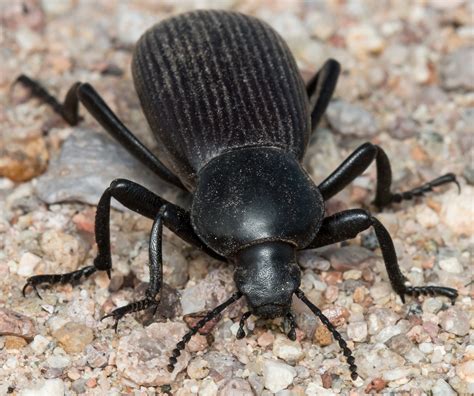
[132,10,309,189]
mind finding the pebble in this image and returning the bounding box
[386,334,413,355]
[258,331,275,348]
[187,358,209,380]
[52,322,94,353]
[440,187,474,236]
[327,246,374,271]
[46,355,71,369]
[463,165,474,185]
[0,308,36,340]
[305,383,335,396]
[432,378,457,396]
[0,136,49,182]
[219,378,254,396]
[356,345,405,378]
[20,379,65,396]
[116,322,190,386]
[40,230,87,272]
[263,359,297,393]
[5,335,28,349]
[30,334,50,354]
[382,367,413,381]
[415,206,438,229]
[346,25,385,56]
[422,298,443,314]
[456,360,474,383]
[438,255,463,274]
[36,128,175,209]
[347,321,368,342]
[298,251,331,271]
[440,46,474,90]
[439,307,469,336]
[326,101,378,138]
[367,309,400,335]
[273,335,304,363]
[314,325,332,346]
[199,378,218,396]
[85,344,109,368]
[17,252,42,277]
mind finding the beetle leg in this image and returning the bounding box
[14,75,185,189]
[14,75,81,125]
[101,206,166,332]
[306,59,341,131]
[22,179,224,298]
[318,142,459,207]
[304,209,458,304]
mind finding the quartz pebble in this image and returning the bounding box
[432,378,457,396]
[347,321,368,342]
[30,335,50,354]
[20,379,65,396]
[273,335,304,363]
[17,252,42,276]
[263,359,296,393]
[219,378,253,395]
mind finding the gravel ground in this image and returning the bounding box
[1,1,473,395]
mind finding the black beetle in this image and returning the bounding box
[18,10,459,380]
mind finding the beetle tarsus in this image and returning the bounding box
[101,297,159,333]
[22,265,97,298]
[400,285,458,305]
[388,173,460,205]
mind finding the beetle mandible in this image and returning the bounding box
[19,10,459,380]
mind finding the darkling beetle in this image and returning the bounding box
[18,10,459,380]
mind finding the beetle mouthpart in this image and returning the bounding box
[295,288,358,381]
[167,291,242,372]
[236,311,252,339]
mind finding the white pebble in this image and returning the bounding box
[263,359,296,393]
[456,360,474,383]
[20,379,65,396]
[273,335,304,363]
[46,355,71,369]
[17,252,41,277]
[347,321,368,342]
[432,378,457,396]
[30,335,50,354]
[382,367,411,381]
[419,342,433,354]
[438,256,463,274]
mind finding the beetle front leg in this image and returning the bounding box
[318,142,459,207]
[304,209,458,304]
[23,179,223,298]
[101,207,166,332]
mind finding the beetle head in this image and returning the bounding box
[234,241,300,319]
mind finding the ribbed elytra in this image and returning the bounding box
[132,10,309,189]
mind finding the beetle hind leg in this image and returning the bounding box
[14,75,81,125]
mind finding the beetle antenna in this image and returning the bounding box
[286,312,297,341]
[236,311,252,339]
[167,291,242,372]
[295,289,358,380]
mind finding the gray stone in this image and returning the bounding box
[219,378,253,396]
[439,307,469,336]
[463,164,474,186]
[326,246,375,271]
[326,101,378,137]
[36,128,178,210]
[440,46,474,91]
[116,322,190,386]
[432,378,457,396]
